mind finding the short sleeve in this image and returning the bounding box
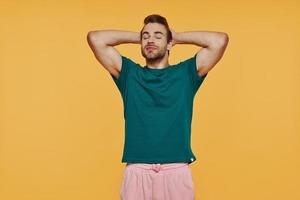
[181,53,208,94]
[110,55,133,96]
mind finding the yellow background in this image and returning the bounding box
[1,0,299,199]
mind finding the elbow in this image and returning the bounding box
[209,32,229,49]
[87,31,105,47]
[87,31,96,44]
[87,31,96,48]
[218,32,229,47]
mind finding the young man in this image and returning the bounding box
[87,14,228,200]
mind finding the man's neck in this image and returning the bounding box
[145,56,169,69]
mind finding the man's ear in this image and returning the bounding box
[167,40,173,50]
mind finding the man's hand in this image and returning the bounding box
[169,28,178,47]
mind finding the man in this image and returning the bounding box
[87,14,228,200]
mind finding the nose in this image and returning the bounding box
[147,36,155,43]
[146,41,156,48]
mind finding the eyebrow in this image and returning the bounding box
[142,31,164,36]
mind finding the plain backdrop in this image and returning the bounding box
[1,0,299,200]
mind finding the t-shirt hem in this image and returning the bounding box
[121,156,196,164]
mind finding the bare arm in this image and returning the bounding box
[171,30,229,77]
[87,30,140,79]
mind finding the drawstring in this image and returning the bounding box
[126,162,188,173]
[151,164,161,172]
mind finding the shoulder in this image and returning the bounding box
[120,55,142,69]
[179,54,208,80]
[111,55,141,81]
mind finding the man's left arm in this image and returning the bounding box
[171,30,229,77]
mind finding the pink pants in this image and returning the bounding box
[120,162,195,200]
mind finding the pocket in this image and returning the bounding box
[120,179,125,199]
[174,168,195,199]
[186,167,195,190]
[120,167,134,200]
[188,174,195,190]
[120,168,128,197]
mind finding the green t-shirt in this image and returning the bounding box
[111,53,207,164]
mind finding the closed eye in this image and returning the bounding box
[143,36,162,39]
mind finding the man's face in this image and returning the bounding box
[140,23,171,62]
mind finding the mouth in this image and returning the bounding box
[146,46,157,51]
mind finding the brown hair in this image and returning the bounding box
[140,14,172,55]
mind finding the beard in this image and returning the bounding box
[141,46,167,63]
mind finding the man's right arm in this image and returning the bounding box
[86,30,140,79]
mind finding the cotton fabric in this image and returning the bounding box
[120,162,195,200]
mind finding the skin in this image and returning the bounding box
[87,23,229,79]
[140,23,173,69]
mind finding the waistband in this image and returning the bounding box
[126,162,189,173]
